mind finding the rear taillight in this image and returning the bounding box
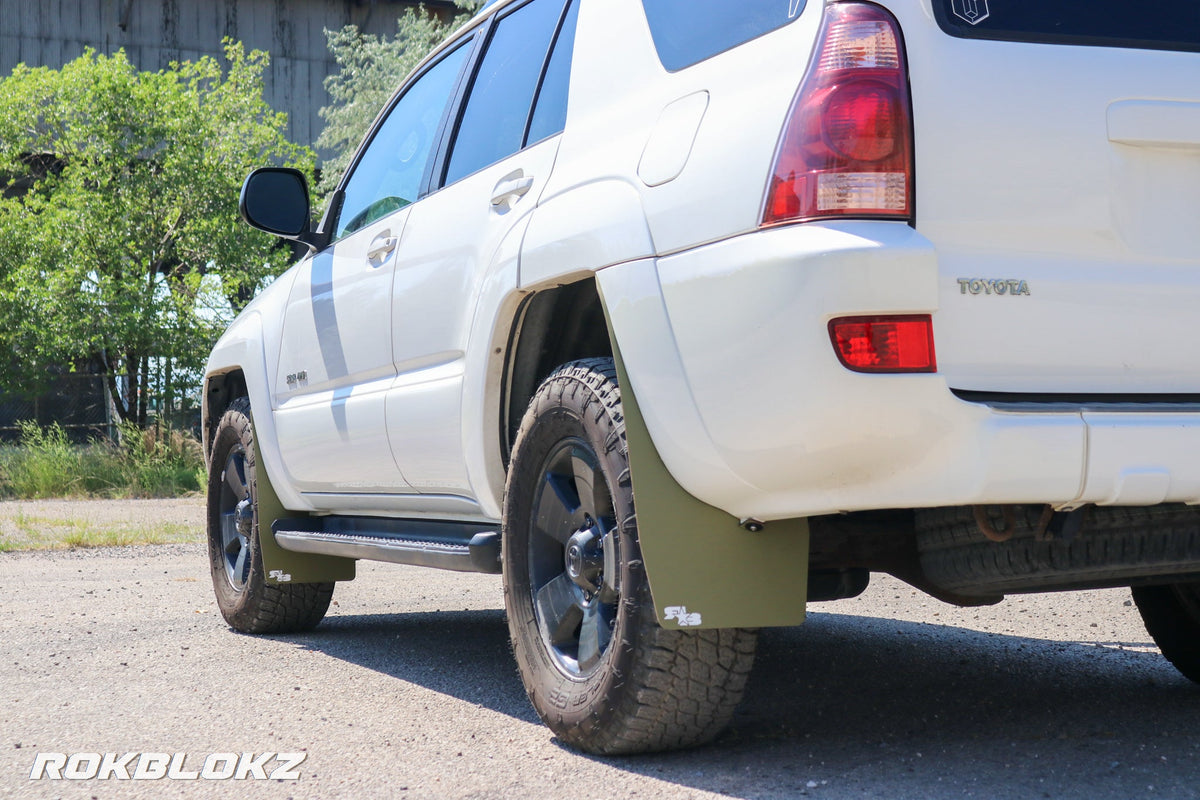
[762,2,913,226]
[829,315,935,373]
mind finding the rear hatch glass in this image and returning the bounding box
[933,0,1200,53]
[640,0,807,71]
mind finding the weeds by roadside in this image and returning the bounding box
[0,421,206,500]
[0,509,199,552]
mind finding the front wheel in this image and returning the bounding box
[206,397,333,634]
[503,359,757,754]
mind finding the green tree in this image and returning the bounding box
[0,43,315,427]
[317,1,479,195]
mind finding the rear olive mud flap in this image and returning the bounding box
[606,322,810,630]
[253,431,356,586]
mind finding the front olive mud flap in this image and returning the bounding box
[253,439,356,586]
[609,336,810,630]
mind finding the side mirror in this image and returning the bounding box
[239,168,320,248]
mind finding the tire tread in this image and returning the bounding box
[1133,582,1200,684]
[916,504,1200,595]
[208,398,334,635]
[505,359,756,755]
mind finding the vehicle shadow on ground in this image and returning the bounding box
[282,607,540,724]
[279,608,1200,800]
[612,613,1200,800]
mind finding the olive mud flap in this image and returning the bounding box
[253,426,356,586]
[607,324,810,630]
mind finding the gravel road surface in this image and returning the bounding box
[2,501,1200,799]
[0,499,206,533]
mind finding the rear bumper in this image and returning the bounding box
[597,222,1200,520]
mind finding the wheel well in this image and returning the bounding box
[503,278,612,461]
[203,370,247,460]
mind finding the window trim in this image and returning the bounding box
[433,0,574,191]
[522,0,579,149]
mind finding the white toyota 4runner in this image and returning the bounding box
[203,0,1200,753]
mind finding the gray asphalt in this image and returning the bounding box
[3,540,1199,799]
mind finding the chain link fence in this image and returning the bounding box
[0,373,113,443]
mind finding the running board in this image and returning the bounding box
[272,516,501,574]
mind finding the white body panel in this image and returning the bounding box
[896,6,1200,393]
[634,222,1200,518]
[205,0,1200,528]
[273,214,414,494]
[383,137,560,497]
[205,293,315,514]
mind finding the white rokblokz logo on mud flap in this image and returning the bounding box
[268,570,292,582]
[951,0,990,25]
[664,606,703,627]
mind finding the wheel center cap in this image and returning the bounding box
[235,499,253,537]
[566,544,584,580]
[564,527,603,591]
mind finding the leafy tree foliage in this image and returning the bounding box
[0,43,315,427]
[316,1,479,195]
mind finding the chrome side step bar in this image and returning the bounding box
[272,516,501,574]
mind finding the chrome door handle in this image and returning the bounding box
[491,175,535,207]
[367,235,398,264]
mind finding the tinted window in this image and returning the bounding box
[641,0,806,71]
[336,43,470,239]
[443,0,567,186]
[526,0,579,145]
[933,0,1200,52]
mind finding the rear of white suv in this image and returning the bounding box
[609,0,1200,517]
[206,0,1200,755]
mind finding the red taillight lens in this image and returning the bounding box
[829,315,936,373]
[824,82,901,162]
[763,2,913,226]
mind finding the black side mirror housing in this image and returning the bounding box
[239,167,326,251]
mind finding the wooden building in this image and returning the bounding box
[0,0,458,148]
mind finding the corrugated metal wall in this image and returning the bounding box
[0,0,456,148]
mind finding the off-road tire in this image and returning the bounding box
[1132,581,1200,684]
[916,504,1200,596]
[206,397,333,633]
[503,359,757,755]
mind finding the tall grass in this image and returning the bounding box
[0,421,205,499]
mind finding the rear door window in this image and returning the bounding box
[640,0,807,71]
[525,0,580,145]
[933,0,1200,52]
[442,0,569,186]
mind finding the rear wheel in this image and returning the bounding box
[1132,581,1200,684]
[206,397,333,634]
[503,359,757,754]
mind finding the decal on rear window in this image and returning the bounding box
[935,0,1200,52]
[951,0,989,26]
